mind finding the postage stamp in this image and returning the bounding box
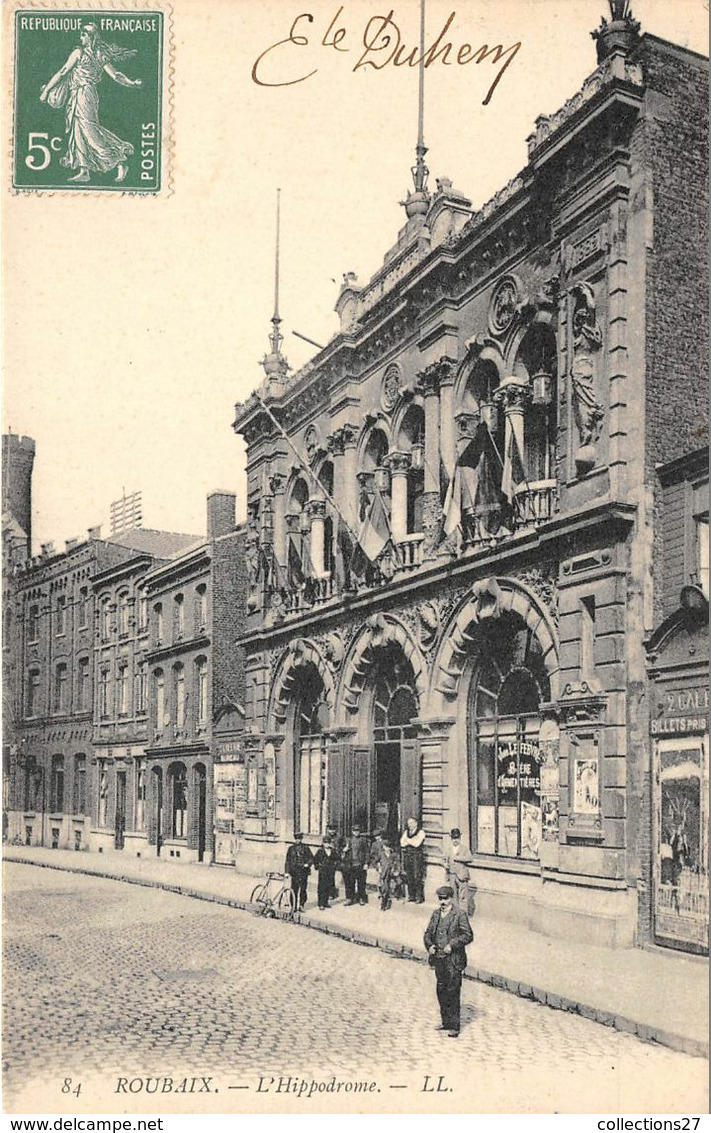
[13,9,163,191]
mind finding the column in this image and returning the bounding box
[307,499,327,577]
[387,451,410,545]
[269,473,286,568]
[497,376,530,472]
[439,364,456,484]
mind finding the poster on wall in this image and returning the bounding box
[574,757,599,814]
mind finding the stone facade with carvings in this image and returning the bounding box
[232,14,708,948]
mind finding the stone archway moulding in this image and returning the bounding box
[434,577,560,706]
[336,613,428,725]
[268,639,336,732]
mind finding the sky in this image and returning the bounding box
[4,0,708,552]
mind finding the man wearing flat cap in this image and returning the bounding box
[423,884,473,1037]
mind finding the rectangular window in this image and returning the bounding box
[174,666,186,730]
[118,594,130,638]
[696,515,709,598]
[73,755,87,813]
[155,604,164,644]
[24,759,41,812]
[100,600,111,641]
[138,594,148,632]
[28,604,39,642]
[155,670,165,730]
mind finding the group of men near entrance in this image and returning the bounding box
[284,820,474,1037]
[285,818,473,913]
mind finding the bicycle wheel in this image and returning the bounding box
[277,887,296,918]
[250,883,268,913]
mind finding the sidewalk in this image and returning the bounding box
[4,845,708,1059]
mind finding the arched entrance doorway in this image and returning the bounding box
[467,613,550,860]
[291,664,329,838]
[371,644,420,842]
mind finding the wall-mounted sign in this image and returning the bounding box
[652,686,708,736]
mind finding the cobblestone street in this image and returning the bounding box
[4,864,708,1115]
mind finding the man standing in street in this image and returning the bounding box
[284,832,313,911]
[423,884,473,1038]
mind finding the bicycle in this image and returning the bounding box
[249,871,297,920]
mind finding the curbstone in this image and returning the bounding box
[5,853,709,1060]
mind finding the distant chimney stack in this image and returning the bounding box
[40,541,55,557]
[207,491,236,540]
[87,525,102,540]
[65,538,79,552]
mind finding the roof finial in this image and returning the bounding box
[591,0,641,63]
[261,188,289,381]
[402,0,430,219]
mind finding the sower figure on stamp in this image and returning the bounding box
[444,827,473,913]
[39,24,142,184]
[424,885,474,1039]
[284,832,313,912]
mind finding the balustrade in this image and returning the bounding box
[395,533,424,570]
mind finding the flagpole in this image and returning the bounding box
[252,388,359,542]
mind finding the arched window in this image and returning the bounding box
[77,656,90,712]
[135,758,147,830]
[98,667,110,717]
[154,668,165,730]
[173,663,186,730]
[173,594,185,640]
[100,598,111,641]
[372,644,420,841]
[117,662,129,716]
[467,614,550,860]
[168,761,188,838]
[117,591,130,637]
[97,759,109,826]
[194,585,207,634]
[154,603,164,644]
[513,324,557,483]
[396,404,425,536]
[73,754,86,813]
[293,665,328,837]
[195,657,208,727]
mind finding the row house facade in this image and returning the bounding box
[140,494,247,864]
[233,13,708,950]
[6,530,145,851]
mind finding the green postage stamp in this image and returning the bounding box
[13,10,163,191]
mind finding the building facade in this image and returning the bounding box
[141,494,247,864]
[646,449,708,954]
[5,526,200,852]
[233,13,708,949]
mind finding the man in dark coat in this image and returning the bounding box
[342,823,369,905]
[423,884,474,1038]
[284,832,314,911]
[314,839,340,910]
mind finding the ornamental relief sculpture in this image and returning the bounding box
[569,282,605,476]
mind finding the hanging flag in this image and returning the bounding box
[501,427,527,503]
[440,426,487,539]
[358,487,393,564]
[335,517,355,590]
[287,535,304,588]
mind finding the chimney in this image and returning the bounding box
[65,538,79,552]
[207,491,236,540]
[87,525,102,540]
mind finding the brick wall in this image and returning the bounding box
[211,526,248,714]
[640,38,709,625]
